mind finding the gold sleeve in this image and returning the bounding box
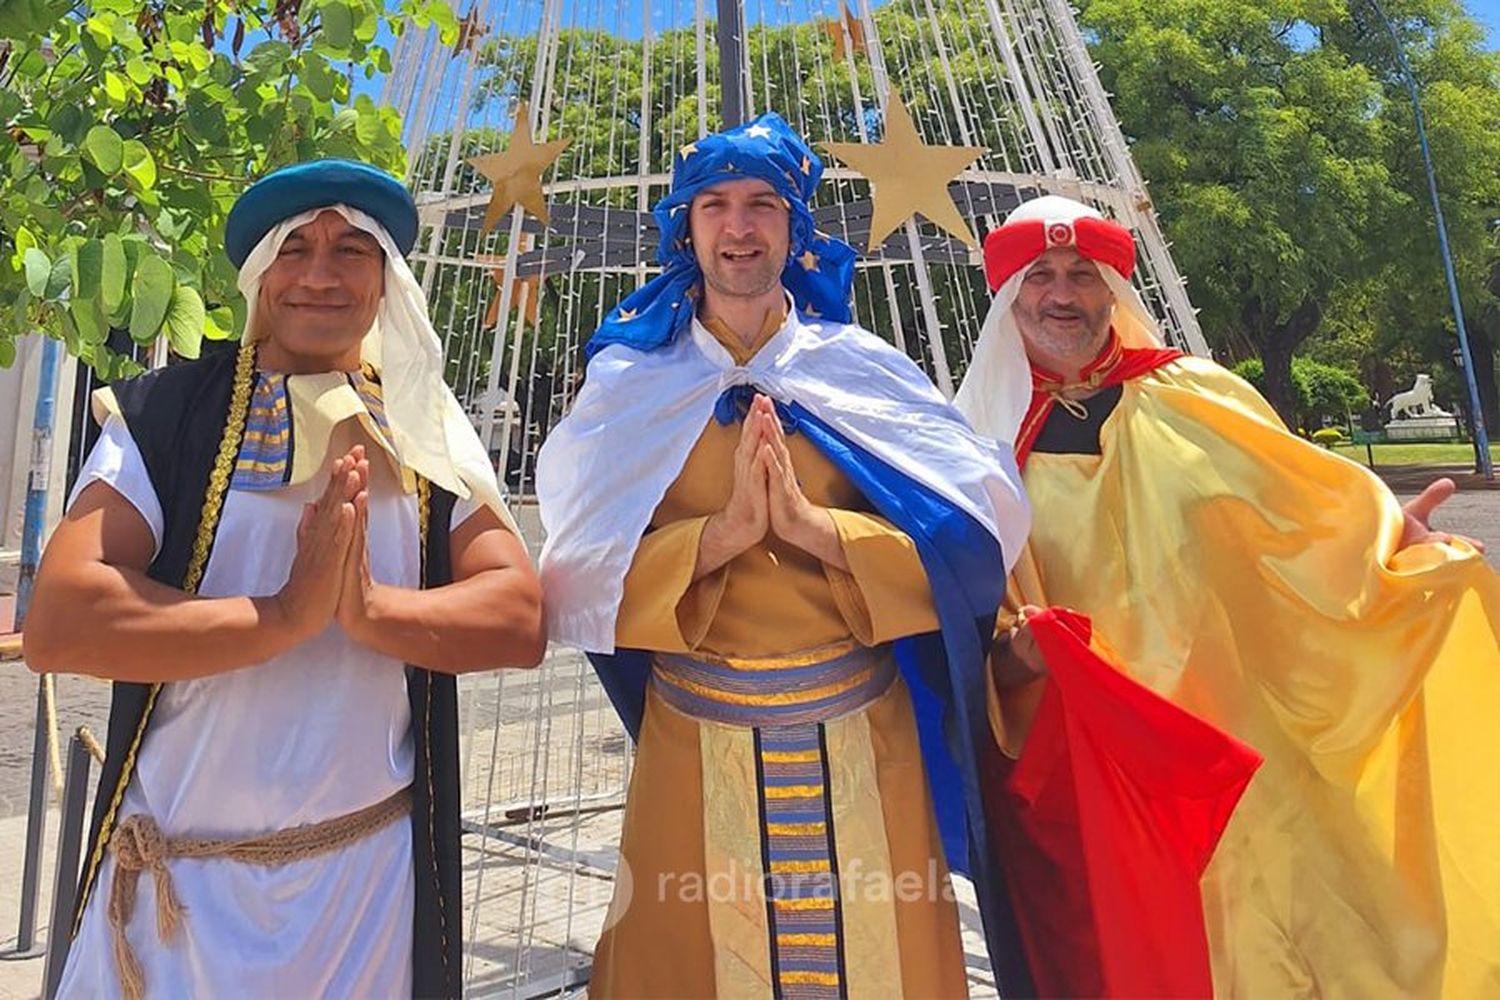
[823,509,941,646]
[615,517,729,653]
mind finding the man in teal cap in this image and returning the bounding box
[25,158,545,999]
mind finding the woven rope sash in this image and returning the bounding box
[106,785,412,1000]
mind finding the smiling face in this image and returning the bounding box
[688,177,791,305]
[253,209,385,373]
[1012,246,1115,371]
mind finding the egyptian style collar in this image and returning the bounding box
[232,365,409,492]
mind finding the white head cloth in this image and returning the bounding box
[238,203,514,528]
[953,194,1165,444]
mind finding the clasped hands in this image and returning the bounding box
[695,394,847,578]
[269,444,385,643]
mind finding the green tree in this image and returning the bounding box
[0,0,457,375]
[1080,0,1500,434]
[1232,355,1371,429]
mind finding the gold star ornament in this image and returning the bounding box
[468,102,572,231]
[821,91,986,252]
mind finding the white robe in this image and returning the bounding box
[58,415,478,999]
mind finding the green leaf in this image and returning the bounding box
[44,252,71,300]
[103,69,129,103]
[121,140,156,191]
[11,226,37,270]
[302,56,334,101]
[124,55,154,84]
[101,233,127,314]
[127,253,174,342]
[46,104,87,146]
[244,40,292,74]
[321,2,353,49]
[0,338,15,368]
[83,123,124,175]
[204,306,236,341]
[69,293,109,345]
[185,90,227,143]
[72,239,103,300]
[162,284,205,359]
[23,247,50,296]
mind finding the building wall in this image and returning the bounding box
[0,333,79,558]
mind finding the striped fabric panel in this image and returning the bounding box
[756,724,847,999]
[347,369,392,441]
[231,373,292,490]
[653,646,895,729]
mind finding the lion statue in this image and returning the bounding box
[1386,373,1453,420]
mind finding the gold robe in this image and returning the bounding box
[1007,356,1499,998]
[589,319,968,998]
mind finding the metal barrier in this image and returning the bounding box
[39,731,95,1000]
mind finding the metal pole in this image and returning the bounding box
[715,0,747,126]
[1367,0,1493,479]
[42,734,94,998]
[8,334,63,957]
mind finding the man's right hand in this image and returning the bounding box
[271,450,361,639]
[992,604,1049,690]
[694,397,772,579]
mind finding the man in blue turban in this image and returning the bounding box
[25,158,546,999]
[537,114,1034,995]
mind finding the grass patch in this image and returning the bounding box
[1332,442,1500,466]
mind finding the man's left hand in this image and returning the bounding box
[335,446,381,637]
[1399,477,1485,553]
[757,395,850,571]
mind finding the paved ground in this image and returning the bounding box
[0,484,1494,997]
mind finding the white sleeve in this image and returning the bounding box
[68,415,165,559]
[449,494,485,532]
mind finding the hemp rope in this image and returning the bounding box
[106,785,412,1000]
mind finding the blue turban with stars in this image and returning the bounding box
[586,113,858,359]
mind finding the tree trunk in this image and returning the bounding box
[1245,296,1323,429]
[1468,313,1499,435]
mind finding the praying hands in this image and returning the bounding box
[694,393,848,579]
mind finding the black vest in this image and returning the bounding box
[75,350,465,999]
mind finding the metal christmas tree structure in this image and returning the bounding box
[380,1,1206,993]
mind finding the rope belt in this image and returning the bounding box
[106,785,413,1000]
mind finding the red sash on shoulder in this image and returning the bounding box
[1017,332,1183,466]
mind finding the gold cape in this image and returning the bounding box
[1009,356,1499,998]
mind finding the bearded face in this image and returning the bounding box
[1011,246,1115,365]
[688,178,790,301]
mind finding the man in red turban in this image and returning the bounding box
[956,194,1500,998]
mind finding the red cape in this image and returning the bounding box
[983,608,1262,997]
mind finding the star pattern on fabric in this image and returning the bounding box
[801,156,813,176]
[468,102,573,231]
[746,124,774,139]
[680,142,699,159]
[618,307,638,321]
[799,250,820,272]
[821,90,986,251]
[804,302,822,318]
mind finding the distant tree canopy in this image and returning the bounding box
[1082,0,1500,429]
[0,0,456,376]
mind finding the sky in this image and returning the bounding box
[1464,0,1500,45]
